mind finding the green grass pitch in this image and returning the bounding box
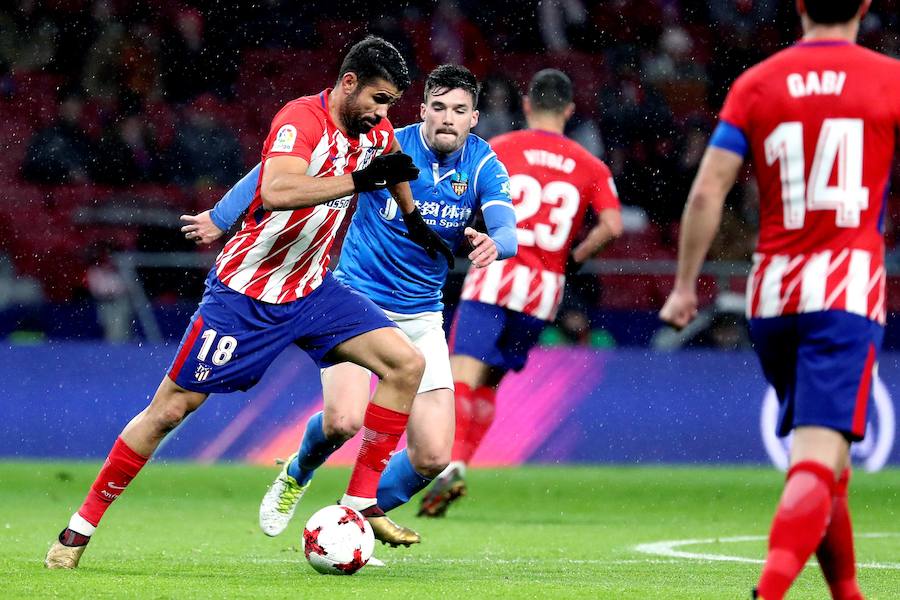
[2,462,898,599]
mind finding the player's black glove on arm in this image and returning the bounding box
[351,152,420,192]
[402,209,456,269]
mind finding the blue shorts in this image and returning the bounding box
[749,310,883,442]
[167,270,395,393]
[449,300,546,373]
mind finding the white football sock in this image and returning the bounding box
[440,461,466,479]
[68,512,96,537]
[340,494,375,511]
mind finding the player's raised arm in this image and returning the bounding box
[659,145,743,329]
[261,155,353,210]
[262,151,419,211]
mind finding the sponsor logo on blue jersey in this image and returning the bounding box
[415,198,473,229]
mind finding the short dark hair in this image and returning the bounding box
[338,35,411,92]
[803,0,864,24]
[424,64,481,108]
[528,69,573,113]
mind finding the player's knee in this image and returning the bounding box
[151,404,188,434]
[391,346,426,391]
[411,451,449,479]
[322,411,363,442]
[148,393,194,434]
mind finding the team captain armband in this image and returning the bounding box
[709,121,749,157]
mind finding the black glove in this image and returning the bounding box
[402,209,455,269]
[351,152,419,192]
[565,255,583,278]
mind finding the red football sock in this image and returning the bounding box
[816,469,863,600]
[757,461,836,600]
[77,437,149,528]
[345,403,409,500]
[450,382,474,463]
[462,386,497,463]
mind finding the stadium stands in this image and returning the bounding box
[2,0,899,340]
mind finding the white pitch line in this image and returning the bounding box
[634,533,900,570]
[246,556,684,567]
[246,533,900,571]
[635,536,764,564]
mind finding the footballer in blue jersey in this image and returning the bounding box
[181,65,517,544]
[337,120,513,313]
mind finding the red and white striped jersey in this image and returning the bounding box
[215,90,394,304]
[747,248,885,323]
[460,129,620,321]
[719,42,900,324]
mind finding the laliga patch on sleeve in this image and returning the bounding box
[272,124,297,152]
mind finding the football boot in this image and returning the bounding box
[417,464,467,517]
[44,529,89,569]
[361,505,420,547]
[259,453,310,536]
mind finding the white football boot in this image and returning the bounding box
[259,453,310,537]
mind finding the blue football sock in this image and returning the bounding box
[376,449,433,512]
[286,411,342,486]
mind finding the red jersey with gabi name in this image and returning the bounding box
[719,41,900,324]
[460,129,620,321]
[215,89,394,304]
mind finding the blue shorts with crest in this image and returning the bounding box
[167,270,395,393]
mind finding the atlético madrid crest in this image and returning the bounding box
[451,172,468,196]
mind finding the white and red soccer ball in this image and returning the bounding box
[302,505,375,575]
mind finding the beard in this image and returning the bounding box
[429,128,464,154]
[341,91,380,137]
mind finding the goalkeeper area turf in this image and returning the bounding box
[3,462,898,599]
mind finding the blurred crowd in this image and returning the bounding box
[2,0,900,342]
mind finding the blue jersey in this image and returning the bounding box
[336,123,513,312]
[210,123,515,314]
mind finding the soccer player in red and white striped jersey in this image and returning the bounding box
[661,1,898,597]
[44,36,452,569]
[213,90,397,303]
[419,69,623,516]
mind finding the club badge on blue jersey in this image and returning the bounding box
[451,172,469,196]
